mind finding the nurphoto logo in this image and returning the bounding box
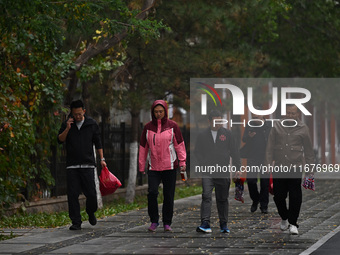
[198,83,311,128]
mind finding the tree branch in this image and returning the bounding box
[66,0,156,78]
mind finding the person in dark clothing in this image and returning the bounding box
[58,100,106,230]
[242,113,271,213]
[194,110,241,233]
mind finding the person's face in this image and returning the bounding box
[71,107,85,122]
[153,105,165,120]
[209,116,222,131]
[285,105,299,120]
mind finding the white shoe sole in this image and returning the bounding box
[197,227,212,233]
[289,226,299,235]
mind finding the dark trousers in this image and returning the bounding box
[201,178,230,224]
[147,169,177,226]
[273,177,302,227]
[246,159,269,210]
[67,168,98,226]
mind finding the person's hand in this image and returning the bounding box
[100,160,107,169]
[234,171,242,179]
[180,165,186,172]
[140,170,146,175]
[66,117,74,130]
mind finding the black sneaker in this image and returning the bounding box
[69,224,81,230]
[196,221,212,233]
[250,202,258,213]
[220,222,230,233]
[261,208,268,214]
[88,213,97,226]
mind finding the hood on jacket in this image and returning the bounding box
[151,100,168,125]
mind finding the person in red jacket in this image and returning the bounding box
[139,100,187,232]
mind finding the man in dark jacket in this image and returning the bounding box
[242,113,271,214]
[194,110,241,233]
[266,105,314,235]
[58,100,106,230]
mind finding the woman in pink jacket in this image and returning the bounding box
[139,100,187,232]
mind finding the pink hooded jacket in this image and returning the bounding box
[138,100,186,172]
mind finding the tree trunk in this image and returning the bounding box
[125,110,140,204]
[82,81,92,116]
[64,73,78,105]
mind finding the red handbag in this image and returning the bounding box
[268,173,274,195]
[99,166,122,196]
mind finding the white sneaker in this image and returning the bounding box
[280,220,289,231]
[289,225,299,235]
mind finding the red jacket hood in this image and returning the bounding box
[151,100,168,125]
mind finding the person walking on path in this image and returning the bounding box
[241,113,271,214]
[58,100,106,230]
[138,100,187,232]
[194,110,241,233]
[265,105,314,235]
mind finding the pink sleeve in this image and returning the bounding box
[138,144,149,172]
[173,127,186,167]
[139,128,149,172]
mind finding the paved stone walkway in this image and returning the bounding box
[0,179,339,254]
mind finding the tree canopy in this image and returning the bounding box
[1,0,340,208]
[0,0,165,209]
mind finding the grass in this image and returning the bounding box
[0,184,202,240]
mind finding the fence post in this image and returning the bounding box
[101,116,105,150]
[50,145,57,197]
